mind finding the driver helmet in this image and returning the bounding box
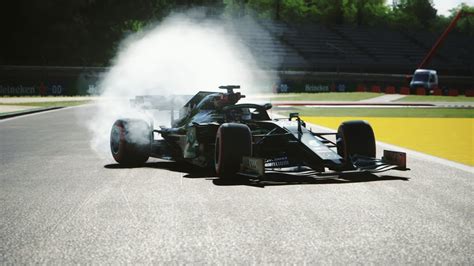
[213,94,230,109]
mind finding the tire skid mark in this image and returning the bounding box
[45,177,107,236]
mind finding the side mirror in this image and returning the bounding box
[263,103,272,110]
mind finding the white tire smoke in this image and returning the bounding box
[87,13,278,157]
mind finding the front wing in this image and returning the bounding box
[239,150,408,178]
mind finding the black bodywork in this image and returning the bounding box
[129,86,407,177]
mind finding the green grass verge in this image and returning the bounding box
[0,100,91,107]
[280,107,474,118]
[272,92,382,101]
[397,95,474,102]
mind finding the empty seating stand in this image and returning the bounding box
[227,20,473,75]
[407,31,474,72]
[230,20,309,69]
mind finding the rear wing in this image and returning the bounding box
[130,93,214,126]
[130,95,192,110]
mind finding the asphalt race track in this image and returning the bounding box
[1,105,473,264]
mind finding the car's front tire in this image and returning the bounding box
[336,120,376,161]
[110,119,151,166]
[214,123,252,178]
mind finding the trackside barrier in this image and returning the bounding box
[465,89,474,97]
[400,87,410,95]
[416,87,426,95]
[344,83,469,97]
[356,85,366,92]
[448,89,459,96]
[432,88,442,95]
[2,65,471,97]
[345,83,470,97]
[371,85,381,93]
[385,86,396,94]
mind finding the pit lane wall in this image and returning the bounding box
[1,66,473,96]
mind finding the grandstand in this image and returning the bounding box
[231,20,474,76]
[1,19,472,96]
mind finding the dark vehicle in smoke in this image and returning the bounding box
[110,86,408,178]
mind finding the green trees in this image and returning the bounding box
[0,0,471,66]
[224,0,318,21]
[224,0,392,25]
[345,0,388,26]
[450,3,474,35]
[389,0,438,29]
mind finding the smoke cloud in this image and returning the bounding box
[86,12,279,157]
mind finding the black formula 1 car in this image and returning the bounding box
[110,86,407,178]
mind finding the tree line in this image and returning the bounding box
[0,0,472,66]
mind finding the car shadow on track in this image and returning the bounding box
[105,160,210,175]
[104,161,409,188]
[212,173,409,188]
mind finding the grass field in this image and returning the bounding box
[272,92,382,101]
[302,116,474,166]
[397,95,474,102]
[286,107,474,118]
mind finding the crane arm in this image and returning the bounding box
[417,10,474,69]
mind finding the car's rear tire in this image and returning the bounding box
[110,119,151,166]
[336,120,376,161]
[214,123,252,178]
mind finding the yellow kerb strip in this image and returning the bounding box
[302,116,474,166]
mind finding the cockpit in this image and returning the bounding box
[223,104,271,122]
[173,85,271,127]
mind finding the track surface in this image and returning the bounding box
[1,105,473,264]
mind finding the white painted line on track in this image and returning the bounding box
[306,121,474,173]
[0,104,91,124]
